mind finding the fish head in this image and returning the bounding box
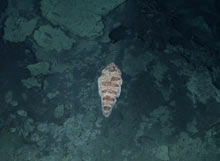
[102,63,121,76]
[107,63,117,72]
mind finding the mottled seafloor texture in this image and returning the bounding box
[0,0,220,160]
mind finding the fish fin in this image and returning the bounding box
[98,77,102,96]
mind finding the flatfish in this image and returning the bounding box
[98,63,122,117]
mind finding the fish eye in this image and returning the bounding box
[109,66,115,72]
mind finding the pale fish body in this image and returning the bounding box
[98,63,122,117]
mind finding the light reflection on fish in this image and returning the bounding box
[98,63,122,117]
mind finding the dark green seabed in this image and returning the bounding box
[0,0,219,160]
